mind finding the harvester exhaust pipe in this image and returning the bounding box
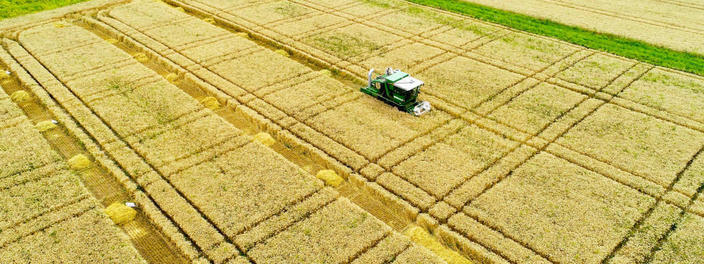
[368,69,375,87]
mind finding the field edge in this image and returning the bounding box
[403,0,704,77]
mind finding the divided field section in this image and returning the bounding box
[3,0,704,263]
[134,0,704,262]
[4,5,445,263]
[0,88,143,263]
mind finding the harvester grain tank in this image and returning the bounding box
[361,68,431,116]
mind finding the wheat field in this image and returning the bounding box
[0,0,703,263]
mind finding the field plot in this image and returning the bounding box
[458,0,704,56]
[0,89,144,263]
[1,9,444,263]
[2,0,704,263]
[165,0,704,262]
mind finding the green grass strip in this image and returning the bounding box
[0,0,89,20]
[406,0,704,76]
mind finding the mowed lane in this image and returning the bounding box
[15,21,441,263]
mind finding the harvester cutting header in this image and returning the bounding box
[361,68,431,116]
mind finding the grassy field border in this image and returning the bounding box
[405,0,704,76]
[0,0,89,19]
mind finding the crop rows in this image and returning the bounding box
[0,88,144,263]
[130,0,704,262]
[2,17,443,263]
[1,0,703,262]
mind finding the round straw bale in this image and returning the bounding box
[275,49,290,57]
[0,69,10,80]
[200,96,220,110]
[35,120,58,132]
[316,169,343,187]
[10,90,31,103]
[68,154,91,170]
[134,53,149,63]
[165,73,179,83]
[104,202,137,225]
[253,132,276,146]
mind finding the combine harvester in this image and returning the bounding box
[361,68,431,116]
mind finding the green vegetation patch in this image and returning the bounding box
[0,0,88,19]
[402,0,704,76]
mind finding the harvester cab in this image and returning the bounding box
[360,68,431,116]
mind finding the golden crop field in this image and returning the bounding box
[0,0,703,263]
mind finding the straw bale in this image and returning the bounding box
[104,202,137,225]
[35,120,57,132]
[10,90,31,103]
[253,132,276,146]
[68,154,91,170]
[316,169,344,187]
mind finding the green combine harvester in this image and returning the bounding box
[361,68,431,116]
